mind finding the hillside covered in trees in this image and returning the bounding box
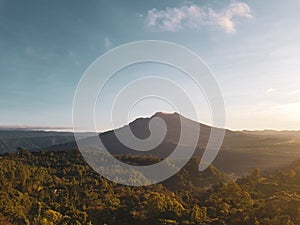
[1,149,300,224]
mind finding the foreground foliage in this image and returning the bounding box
[1,149,300,224]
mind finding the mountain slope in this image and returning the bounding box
[1,112,299,175]
[45,112,300,175]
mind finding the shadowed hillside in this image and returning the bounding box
[45,112,300,176]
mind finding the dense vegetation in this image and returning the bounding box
[1,149,300,224]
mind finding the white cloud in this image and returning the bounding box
[145,2,252,33]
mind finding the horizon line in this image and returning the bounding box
[1,111,299,133]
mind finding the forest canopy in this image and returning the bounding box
[1,149,300,225]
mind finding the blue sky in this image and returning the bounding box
[0,0,299,130]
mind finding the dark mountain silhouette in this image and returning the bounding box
[37,112,300,175]
[45,112,228,158]
[1,112,300,175]
[99,112,217,157]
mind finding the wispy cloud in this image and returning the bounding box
[265,88,275,95]
[104,36,112,50]
[25,46,56,60]
[145,2,252,33]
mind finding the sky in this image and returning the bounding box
[0,0,299,131]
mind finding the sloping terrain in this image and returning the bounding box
[1,113,300,175]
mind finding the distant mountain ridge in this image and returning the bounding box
[1,112,300,175]
[0,130,88,154]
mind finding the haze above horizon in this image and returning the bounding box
[0,111,299,133]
